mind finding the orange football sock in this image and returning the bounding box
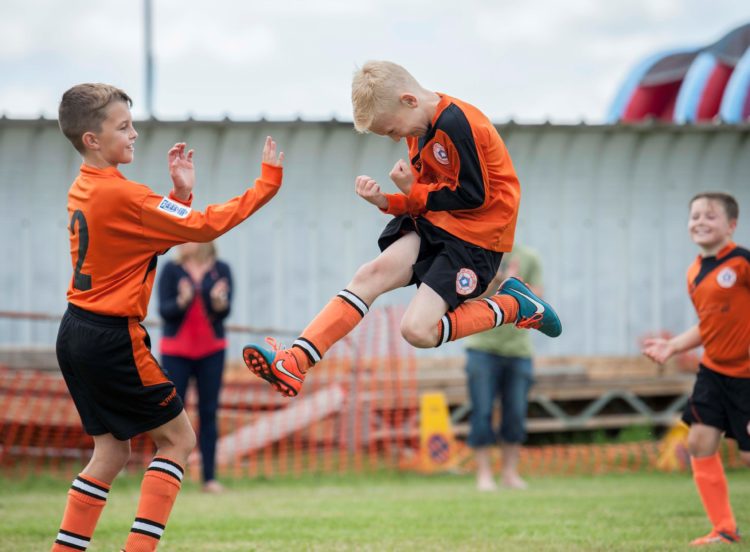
[691,453,737,534]
[122,457,184,552]
[436,295,519,346]
[52,474,110,551]
[290,289,369,370]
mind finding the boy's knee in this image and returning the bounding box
[92,440,131,475]
[154,422,197,456]
[400,320,436,348]
[686,435,714,458]
[352,259,383,285]
[112,446,131,468]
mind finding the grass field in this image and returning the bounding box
[2,470,750,551]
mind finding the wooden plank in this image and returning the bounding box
[209,384,346,465]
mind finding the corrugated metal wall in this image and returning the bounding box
[1,119,748,358]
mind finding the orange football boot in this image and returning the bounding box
[690,529,741,546]
[242,338,306,397]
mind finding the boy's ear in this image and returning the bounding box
[400,93,418,108]
[729,219,738,233]
[81,131,99,151]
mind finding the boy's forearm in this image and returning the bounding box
[669,324,702,354]
[141,164,282,248]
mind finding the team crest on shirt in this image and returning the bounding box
[433,142,450,165]
[456,268,478,295]
[716,267,737,288]
[157,197,191,219]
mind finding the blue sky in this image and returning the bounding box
[1,0,748,122]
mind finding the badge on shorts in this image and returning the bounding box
[716,267,737,288]
[157,197,191,219]
[456,268,478,295]
[433,142,449,165]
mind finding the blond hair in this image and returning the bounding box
[178,242,217,265]
[690,192,739,221]
[351,61,423,133]
[58,83,132,153]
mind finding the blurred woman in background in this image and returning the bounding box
[158,241,232,493]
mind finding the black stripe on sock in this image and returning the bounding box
[294,338,321,363]
[134,517,166,530]
[58,529,90,540]
[54,539,87,551]
[146,466,183,482]
[130,527,162,540]
[151,457,185,474]
[337,292,367,318]
[74,476,109,494]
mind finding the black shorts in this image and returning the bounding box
[378,215,503,310]
[56,304,183,441]
[682,364,750,451]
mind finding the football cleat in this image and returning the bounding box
[690,529,740,546]
[498,277,562,337]
[242,338,306,397]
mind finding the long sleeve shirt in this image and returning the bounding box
[65,162,281,320]
[381,93,520,252]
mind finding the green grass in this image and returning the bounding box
[2,470,750,551]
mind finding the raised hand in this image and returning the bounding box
[168,143,195,201]
[176,277,195,309]
[389,159,414,195]
[210,278,230,311]
[262,136,284,167]
[355,175,388,209]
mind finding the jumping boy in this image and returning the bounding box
[52,83,283,552]
[643,192,749,546]
[243,60,561,398]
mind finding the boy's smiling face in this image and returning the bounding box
[688,197,736,254]
[83,100,138,166]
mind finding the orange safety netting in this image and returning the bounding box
[0,306,744,480]
[0,307,420,480]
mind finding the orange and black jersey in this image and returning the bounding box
[687,241,750,378]
[66,163,281,320]
[381,93,520,252]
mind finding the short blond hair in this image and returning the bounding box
[351,61,423,133]
[58,83,132,153]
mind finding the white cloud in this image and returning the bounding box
[1,0,749,122]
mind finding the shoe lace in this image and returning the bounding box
[517,313,543,330]
[264,337,284,352]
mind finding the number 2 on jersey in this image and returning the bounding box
[70,210,92,291]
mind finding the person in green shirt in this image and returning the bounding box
[464,244,543,491]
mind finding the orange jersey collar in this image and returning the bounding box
[80,164,126,180]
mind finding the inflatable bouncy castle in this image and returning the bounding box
[608,23,750,123]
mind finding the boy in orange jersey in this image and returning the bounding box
[643,192,750,546]
[243,60,561,398]
[51,83,284,552]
